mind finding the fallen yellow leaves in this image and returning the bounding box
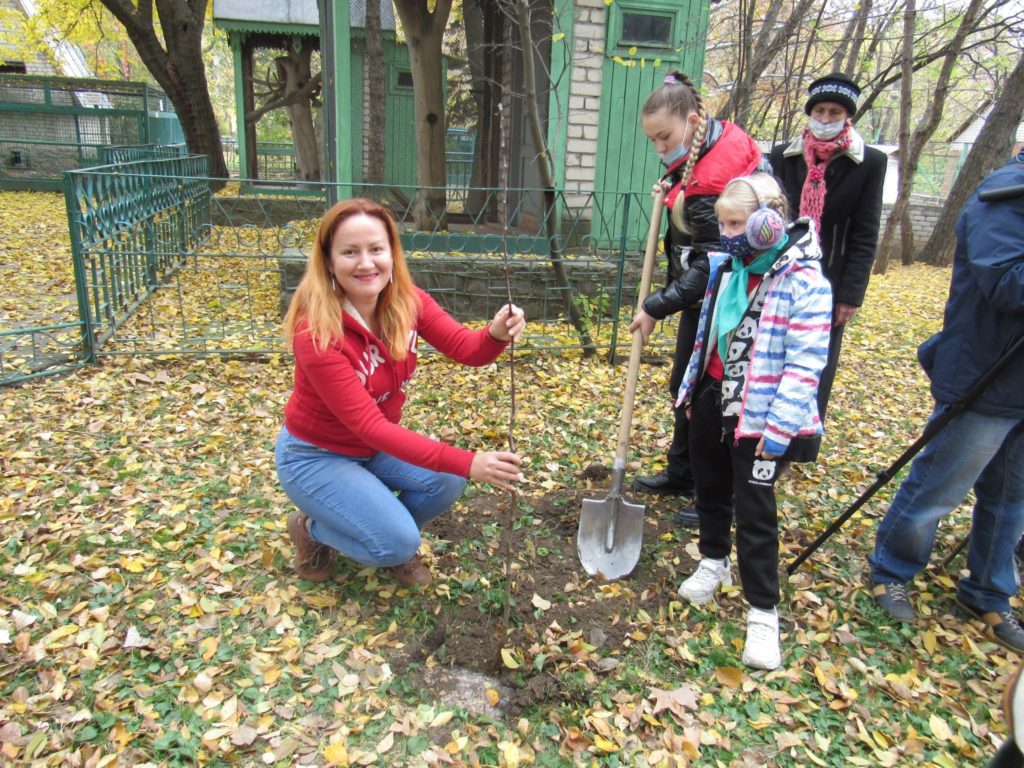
[0,189,1009,768]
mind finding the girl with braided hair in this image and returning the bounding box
[629,71,767,528]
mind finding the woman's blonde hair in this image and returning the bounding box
[714,173,789,222]
[642,70,708,233]
[282,198,420,359]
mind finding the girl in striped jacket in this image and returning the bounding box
[674,173,832,670]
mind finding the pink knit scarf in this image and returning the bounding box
[799,123,853,233]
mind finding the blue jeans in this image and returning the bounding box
[274,426,467,567]
[869,405,1024,612]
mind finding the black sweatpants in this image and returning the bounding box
[665,305,701,484]
[689,377,782,610]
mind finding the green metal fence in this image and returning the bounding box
[64,155,212,358]
[221,131,478,205]
[3,164,682,385]
[222,139,299,180]
[0,75,183,191]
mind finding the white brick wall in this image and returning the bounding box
[878,198,945,259]
[563,0,605,207]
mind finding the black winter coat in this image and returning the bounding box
[769,134,886,307]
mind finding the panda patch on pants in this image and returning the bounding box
[750,458,777,485]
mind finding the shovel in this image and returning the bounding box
[577,187,665,579]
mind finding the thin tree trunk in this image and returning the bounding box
[365,0,386,184]
[899,205,914,266]
[876,0,984,273]
[512,0,596,356]
[722,0,817,127]
[393,0,454,230]
[465,0,502,220]
[876,0,915,275]
[923,54,1024,266]
[780,2,827,143]
[834,0,874,75]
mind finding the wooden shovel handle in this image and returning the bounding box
[613,187,665,474]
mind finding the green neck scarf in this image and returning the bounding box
[716,237,788,362]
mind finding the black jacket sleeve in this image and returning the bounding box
[642,194,717,319]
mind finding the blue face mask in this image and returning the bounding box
[660,142,690,168]
[720,233,755,259]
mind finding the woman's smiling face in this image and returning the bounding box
[328,213,393,308]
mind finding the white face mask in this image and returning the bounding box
[809,116,846,141]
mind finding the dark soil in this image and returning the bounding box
[393,468,700,717]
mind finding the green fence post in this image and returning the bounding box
[63,171,96,364]
[143,84,152,144]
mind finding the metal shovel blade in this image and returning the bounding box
[577,494,645,580]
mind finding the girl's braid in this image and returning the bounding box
[671,73,708,233]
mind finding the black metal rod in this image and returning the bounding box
[939,533,970,572]
[788,333,1024,574]
[979,183,1024,202]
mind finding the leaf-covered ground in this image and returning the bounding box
[1,190,1018,767]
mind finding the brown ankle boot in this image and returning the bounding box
[287,512,334,582]
[390,554,432,587]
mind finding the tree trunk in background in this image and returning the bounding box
[875,0,983,273]
[833,0,873,76]
[509,0,596,356]
[875,0,914,275]
[721,0,817,128]
[775,2,827,145]
[279,42,321,182]
[365,0,387,184]
[923,54,1024,266]
[99,0,228,183]
[899,205,913,266]
[465,0,502,220]
[393,0,454,230]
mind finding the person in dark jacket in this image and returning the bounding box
[629,71,764,526]
[868,152,1024,653]
[769,73,887,443]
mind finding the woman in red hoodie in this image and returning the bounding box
[276,198,525,587]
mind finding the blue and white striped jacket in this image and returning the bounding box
[676,220,833,452]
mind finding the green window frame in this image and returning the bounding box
[395,70,413,90]
[607,3,680,54]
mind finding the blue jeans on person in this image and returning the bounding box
[869,405,1024,613]
[274,426,466,568]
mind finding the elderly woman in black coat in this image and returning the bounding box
[769,72,887,443]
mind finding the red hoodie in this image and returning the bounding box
[284,287,508,477]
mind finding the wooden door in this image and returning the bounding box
[592,0,709,249]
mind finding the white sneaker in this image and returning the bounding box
[678,557,732,604]
[742,607,782,670]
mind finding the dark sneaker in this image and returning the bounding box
[632,470,695,497]
[871,581,917,622]
[956,594,1024,654]
[674,502,699,529]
